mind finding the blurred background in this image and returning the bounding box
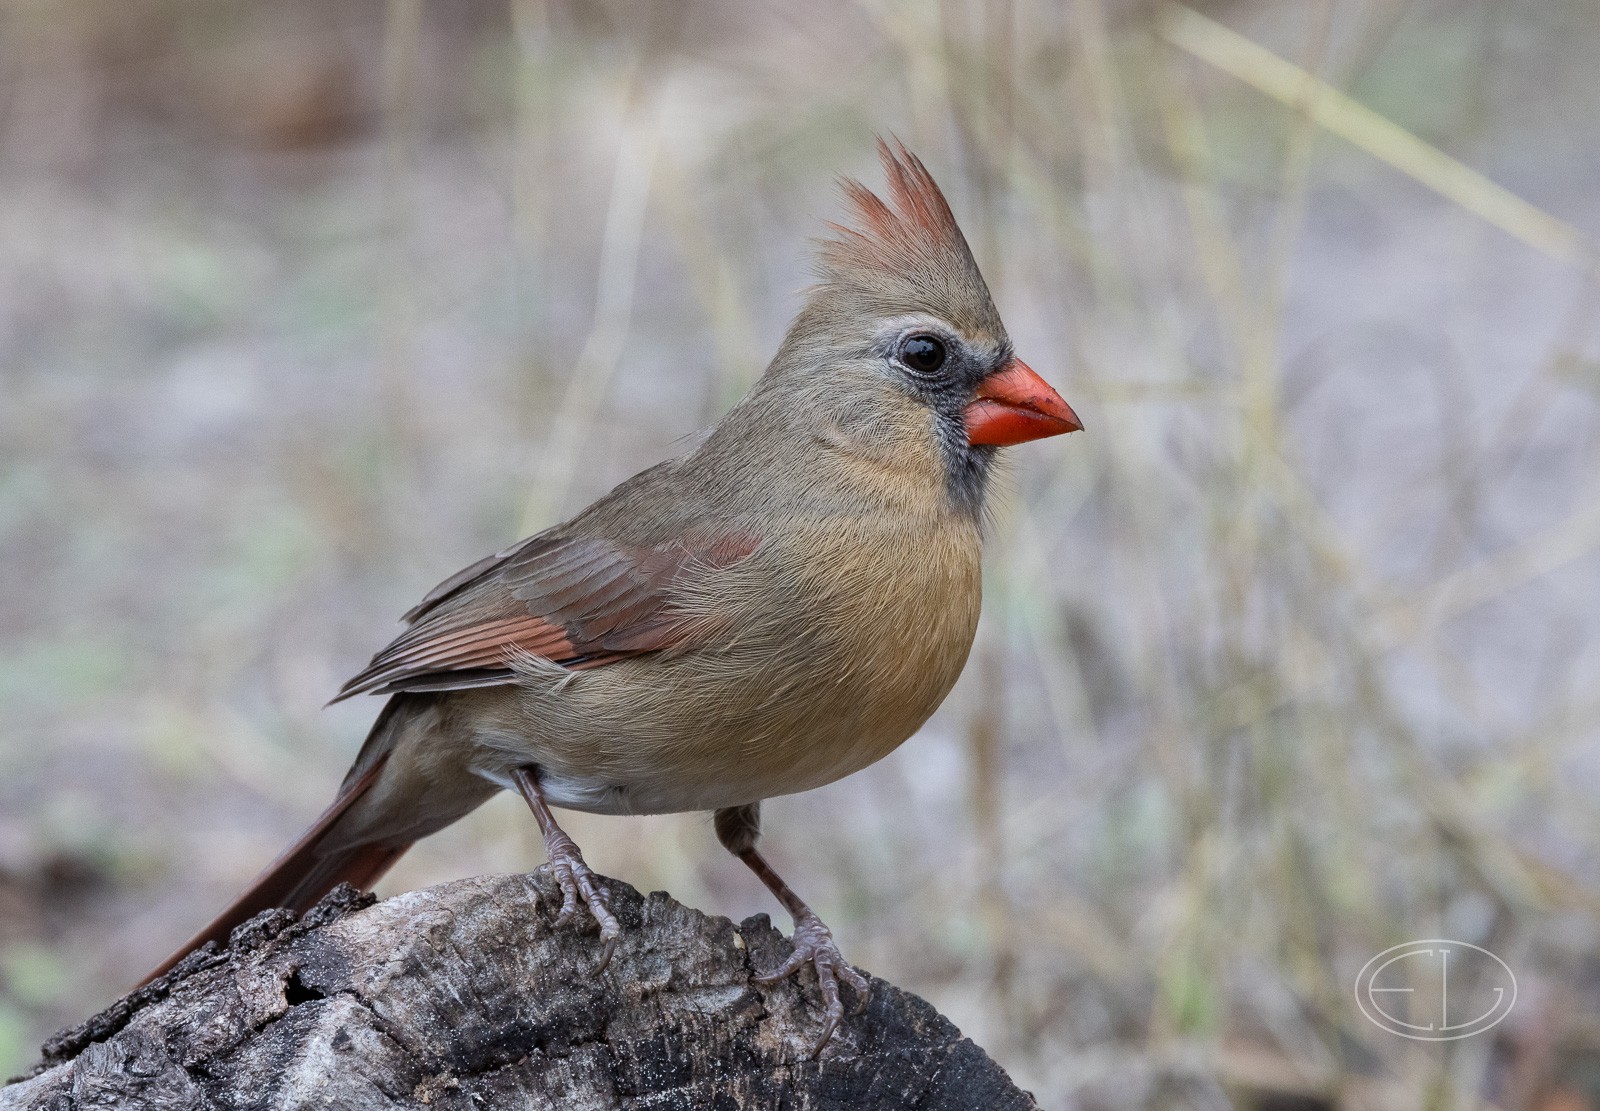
[2,0,1599,1106]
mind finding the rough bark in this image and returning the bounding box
[3,870,1037,1110]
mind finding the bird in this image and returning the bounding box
[141,139,1082,1053]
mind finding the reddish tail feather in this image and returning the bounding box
[139,751,408,987]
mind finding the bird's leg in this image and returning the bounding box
[714,804,869,1054]
[512,766,621,973]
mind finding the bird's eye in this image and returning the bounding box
[899,334,947,375]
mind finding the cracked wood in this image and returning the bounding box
[3,871,1037,1110]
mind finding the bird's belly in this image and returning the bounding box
[467,663,958,816]
[486,766,787,817]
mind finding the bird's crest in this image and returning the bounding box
[815,139,1001,337]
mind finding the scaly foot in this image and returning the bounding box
[541,827,621,973]
[754,910,870,1056]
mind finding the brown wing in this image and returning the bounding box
[333,530,759,701]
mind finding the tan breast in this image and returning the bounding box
[625,420,986,807]
[779,513,982,777]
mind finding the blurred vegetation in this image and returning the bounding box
[2,0,1599,1107]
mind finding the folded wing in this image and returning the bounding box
[335,530,759,700]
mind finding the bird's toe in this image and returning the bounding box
[540,833,621,972]
[755,910,865,1055]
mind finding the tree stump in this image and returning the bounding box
[2,871,1037,1110]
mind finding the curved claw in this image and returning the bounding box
[841,963,870,1014]
[541,830,621,974]
[754,911,868,1057]
[595,931,619,975]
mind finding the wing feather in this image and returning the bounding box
[335,530,758,701]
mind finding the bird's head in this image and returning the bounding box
[763,139,1081,516]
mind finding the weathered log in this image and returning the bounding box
[3,870,1036,1110]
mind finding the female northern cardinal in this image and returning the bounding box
[144,140,1081,1051]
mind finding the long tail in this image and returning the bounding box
[139,701,414,986]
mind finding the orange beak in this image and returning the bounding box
[963,358,1083,447]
